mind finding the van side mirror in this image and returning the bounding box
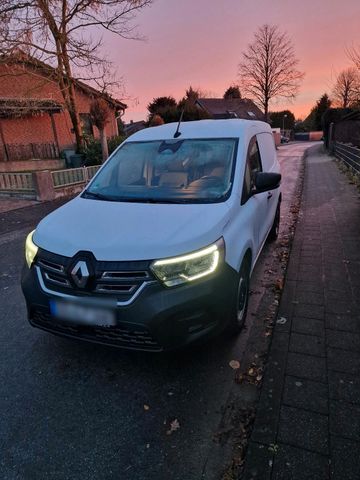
[253,172,281,194]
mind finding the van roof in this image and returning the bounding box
[127,119,272,141]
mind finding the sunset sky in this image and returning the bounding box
[104,0,360,123]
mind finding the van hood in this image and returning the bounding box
[34,197,232,261]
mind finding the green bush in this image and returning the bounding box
[108,135,126,155]
[82,135,126,166]
[82,136,102,166]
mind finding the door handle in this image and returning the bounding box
[267,192,273,200]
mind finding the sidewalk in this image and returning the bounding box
[243,146,360,479]
[0,197,37,213]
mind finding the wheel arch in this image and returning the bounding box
[235,246,253,274]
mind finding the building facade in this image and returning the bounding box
[0,56,126,162]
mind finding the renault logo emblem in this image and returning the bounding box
[71,260,89,288]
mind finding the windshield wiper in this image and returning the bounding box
[135,198,201,204]
[82,190,115,201]
[82,192,224,204]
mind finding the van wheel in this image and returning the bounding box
[268,202,280,242]
[227,257,250,334]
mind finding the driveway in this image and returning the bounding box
[0,142,314,480]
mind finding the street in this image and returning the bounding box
[0,143,312,480]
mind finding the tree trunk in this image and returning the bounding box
[100,128,109,162]
[264,100,269,121]
[37,2,84,153]
[66,91,83,153]
[61,49,83,152]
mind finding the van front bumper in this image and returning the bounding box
[21,263,238,352]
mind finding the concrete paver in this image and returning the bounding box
[243,145,360,479]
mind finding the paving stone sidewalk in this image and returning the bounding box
[243,146,360,480]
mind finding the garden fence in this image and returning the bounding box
[334,142,360,174]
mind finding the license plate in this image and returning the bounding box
[49,299,116,327]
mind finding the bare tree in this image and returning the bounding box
[0,0,152,151]
[238,24,304,119]
[347,44,360,70]
[332,67,360,108]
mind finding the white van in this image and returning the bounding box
[22,119,281,351]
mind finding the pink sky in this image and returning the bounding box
[103,0,360,122]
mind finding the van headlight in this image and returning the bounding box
[151,239,223,287]
[25,230,38,268]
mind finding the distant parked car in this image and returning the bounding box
[281,135,289,144]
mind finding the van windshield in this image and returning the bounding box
[84,138,237,204]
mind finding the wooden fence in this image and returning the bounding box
[334,142,360,174]
[0,142,59,161]
[0,165,101,199]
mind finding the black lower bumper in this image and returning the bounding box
[21,263,238,351]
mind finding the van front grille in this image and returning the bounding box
[35,248,154,302]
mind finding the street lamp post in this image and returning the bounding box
[282,114,288,136]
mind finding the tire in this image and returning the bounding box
[227,257,251,335]
[267,201,280,242]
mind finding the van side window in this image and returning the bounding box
[241,137,262,204]
[256,132,276,171]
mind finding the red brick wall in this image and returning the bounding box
[0,63,119,152]
[2,115,55,145]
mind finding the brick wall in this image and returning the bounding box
[0,63,119,153]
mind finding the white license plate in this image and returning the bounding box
[50,300,116,327]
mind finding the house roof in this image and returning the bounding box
[1,51,127,111]
[196,98,264,121]
[0,97,62,118]
[124,120,147,135]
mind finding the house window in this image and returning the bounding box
[80,113,93,136]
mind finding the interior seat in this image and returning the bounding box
[158,160,188,187]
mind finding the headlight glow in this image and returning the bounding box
[25,230,38,268]
[151,240,223,287]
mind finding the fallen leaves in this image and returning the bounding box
[229,360,241,370]
[268,443,279,454]
[166,418,180,435]
[235,363,264,386]
[274,278,284,292]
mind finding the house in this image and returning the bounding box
[0,53,127,162]
[195,98,264,121]
[124,120,147,136]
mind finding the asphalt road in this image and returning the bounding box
[0,142,314,480]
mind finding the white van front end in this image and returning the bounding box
[21,120,281,351]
